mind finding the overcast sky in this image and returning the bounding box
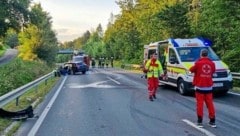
[33,0,121,43]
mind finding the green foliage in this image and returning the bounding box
[4,29,19,48]
[0,58,52,96]
[83,31,105,58]
[0,42,7,57]
[0,0,31,37]
[55,54,72,63]
[18,24,40,61]
[0,43,3,50]
[158,1,191,38]
[61,0,240,72]
[30,3,58,64]
[196,0,240,71]
[61,30,91,50]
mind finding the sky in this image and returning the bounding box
[33,0,121,43]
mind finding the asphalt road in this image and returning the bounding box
[16,68,240,136]
[0,49,18,65]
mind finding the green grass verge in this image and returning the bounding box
[0,76,60,135]
[232,87,240,93]
[0,58,53,96]
[0,46,7,57]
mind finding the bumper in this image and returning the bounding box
[185,80,233,93]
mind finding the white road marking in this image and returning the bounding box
[28,76,68,136]
[182,119,216,136]
[228,91,240,96]
[68,80,115,88]
[69,84,115,88]
[107,76,121,85]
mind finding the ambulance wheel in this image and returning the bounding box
[177,79,187,95]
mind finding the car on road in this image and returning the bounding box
[63,61,88,75]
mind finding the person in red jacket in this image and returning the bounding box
[189,49,216,128]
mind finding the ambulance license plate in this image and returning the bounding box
[213,83,223,87]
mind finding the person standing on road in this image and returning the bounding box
[189,49,216,128]
[110,57,114,68]
[144,53,163,101]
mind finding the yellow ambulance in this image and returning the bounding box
[143,38,233,95]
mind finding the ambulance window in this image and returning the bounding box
[176,47,219,62]
[159,47,166,69]
[169,48,179,64]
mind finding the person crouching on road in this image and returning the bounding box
[189,49,217,128]
[145,53,163,101]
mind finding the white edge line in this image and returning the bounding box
[28,76,68,136]
[228,92,240,96]
[107,77,121,85]
[182,119,216,136]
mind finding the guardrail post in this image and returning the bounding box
[45,79,48,85]
[16,97,19,106]
[35,85,38,94]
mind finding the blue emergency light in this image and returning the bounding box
[197,37,213,46]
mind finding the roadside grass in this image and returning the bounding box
[0,45,7,57]
[233,87,240,93]
[0,58,53,96]
[0,76,60,135]
[232,79,240,93]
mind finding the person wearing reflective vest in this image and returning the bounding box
[189,49,216,128]
[145,53,163,101]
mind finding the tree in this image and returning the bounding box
[4,29,19,48]
[18,24,40,61]
[158,1,191,38]
[197,0,240,71]
[29,3,58,64]
[0,0,31,37]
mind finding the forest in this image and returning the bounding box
[1,0,239,72]
[0,0,58,64]
[63,0,240,72]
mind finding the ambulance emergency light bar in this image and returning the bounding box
[169,37,213,47]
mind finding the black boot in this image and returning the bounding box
[149,96,153,101]
[197,116,203,127]
[153,94,156,99]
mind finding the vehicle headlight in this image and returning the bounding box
[186,70,194,76]
[212,73,217,78]
[227,70,232,76]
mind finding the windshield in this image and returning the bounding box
[72,56,84,62]
[176,47,220,62]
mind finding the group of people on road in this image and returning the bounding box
[144,49,216,128]
[93,57,114,68]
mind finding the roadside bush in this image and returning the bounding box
[0,58,53,96]
[0,44,3,50]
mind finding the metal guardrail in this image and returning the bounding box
[0,71,55,108]
[232,72,240,80]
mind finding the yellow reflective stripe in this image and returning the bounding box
[167,66,186,74]
[181,62,193,69]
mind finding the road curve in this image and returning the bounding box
[0,49,18,66]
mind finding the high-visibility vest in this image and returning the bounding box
[145,59,163,78]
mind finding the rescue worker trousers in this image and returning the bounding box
[147,77,159,96]
[195,91,215,120]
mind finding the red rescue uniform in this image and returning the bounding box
[190,57,216,121]
[145,57,163,100]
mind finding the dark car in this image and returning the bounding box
[63,61,88,75]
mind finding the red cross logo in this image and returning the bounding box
[202,64,211,74]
